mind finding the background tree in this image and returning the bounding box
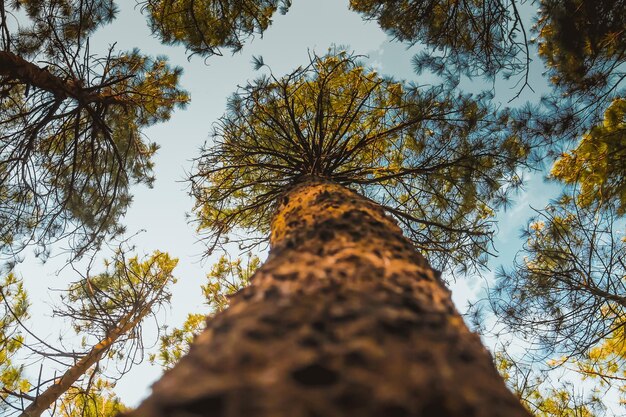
[491,195,626,404]
[0,0,189,261]
[141,0,292,57]
[495,347,605,417]
[1,249,178,417]
[535,0,626,134]
[347,0,625,147]
[150,254,258,369]
[575,315,626,405]
[494,196,625,358]
[56,378,128,417]
[551,98,626,214]
[139,0,528,84]
[349,0,530,84]
[0,273,30,410]
[125,51,532,417]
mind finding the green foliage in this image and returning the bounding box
[529,0,626,142]
[192,50,534,273]
[349,0,528,80]
[151,254,257,369]
[201,254,257,312]
[6,0,117,55]
[496,349,604,417]
[493,196,626,370]
[0,0,189,260]
[346,0,624,143]
[149,313,206,370]
[60,250,178,345]
[140,0,530,80]
[0,273,30,407]
[536,0,625,94]
[142,0,291,57]
[57,378,128,417]
[0,250,178,413]
[551,98,626,214]
[575,314,626,404]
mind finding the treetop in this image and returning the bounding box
[191,50,535,274]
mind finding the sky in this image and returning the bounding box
[9,0,577,409]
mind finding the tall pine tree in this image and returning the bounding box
[1,250,177,417]
[126,51,532,417]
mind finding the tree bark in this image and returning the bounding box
[0,50,123,105]
[128,178,530,417]
[20,303,154,417]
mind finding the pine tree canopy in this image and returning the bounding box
[191,50,536,274]
[137,0,626,151]
[495,348,604,416]
[349,0,529,81]
[141,0,292,57]
[536,0,626,96]
[58,250,178,346]
[0,249,178,414]
[491,194,626,405]
[140,0,528,80]
[527,0,626,141]
[0,273,30,408]
[493,196,626,361]
[0,0,189,261]
[551,98,626,214]
[348,0,625,140]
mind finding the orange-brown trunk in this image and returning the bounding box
[128,179,529,417]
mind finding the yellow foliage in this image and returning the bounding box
[576,312,626,402]
[0,273,30,403]
[551,98,626,213]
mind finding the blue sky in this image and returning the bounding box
[11,0,572,408]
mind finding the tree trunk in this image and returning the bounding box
[128,178,530,417]
[20,304,153,417]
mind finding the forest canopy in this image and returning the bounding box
[0,0,625,415]
[0,0,189,261]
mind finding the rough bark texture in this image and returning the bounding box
[128,179,530,417]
